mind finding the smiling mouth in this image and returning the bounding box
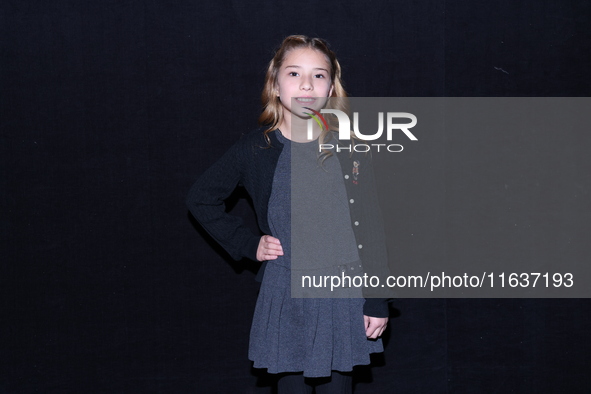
[295,97,316,103]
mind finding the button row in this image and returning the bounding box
[346,176,361,249]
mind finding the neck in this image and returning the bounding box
[278,110,322,142]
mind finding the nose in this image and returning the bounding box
[300,76,313,91]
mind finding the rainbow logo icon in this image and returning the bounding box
[303,107,329,131]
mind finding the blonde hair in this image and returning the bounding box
[258,35,350,151]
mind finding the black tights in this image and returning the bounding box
[276,371,353,394]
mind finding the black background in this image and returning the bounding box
[2,1,591,392]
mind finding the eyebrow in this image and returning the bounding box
[284,65,329,72]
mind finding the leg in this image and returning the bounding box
[277,372,314,394]
[314,371,353,394]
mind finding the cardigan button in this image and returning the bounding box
[354,221,359,226]
[344,174,349,179]
[358,244,363,249]
[349,199,354,204]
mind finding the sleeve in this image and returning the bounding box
[359,152,394,318]
[186,140,260,262]
[363,298,390,318]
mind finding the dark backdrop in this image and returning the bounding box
[2,1,590,393]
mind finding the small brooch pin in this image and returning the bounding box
[352,160,360,184]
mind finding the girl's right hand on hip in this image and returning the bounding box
[256,235,283,261]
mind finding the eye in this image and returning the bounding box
[314,74,326,79]
[288,71,299,77]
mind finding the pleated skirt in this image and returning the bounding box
[248,262,384,378]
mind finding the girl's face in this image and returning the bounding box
[275,48,334,119]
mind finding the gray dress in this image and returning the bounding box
[248,131,383,378]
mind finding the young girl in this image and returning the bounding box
[187,35,389,393]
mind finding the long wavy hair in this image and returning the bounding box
[258,35,350,153]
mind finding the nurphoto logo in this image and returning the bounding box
[304,107,418,153]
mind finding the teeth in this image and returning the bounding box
[297,98,314,102]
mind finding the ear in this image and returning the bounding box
[329,84,334,97]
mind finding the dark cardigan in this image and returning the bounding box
[187,127,390,317]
